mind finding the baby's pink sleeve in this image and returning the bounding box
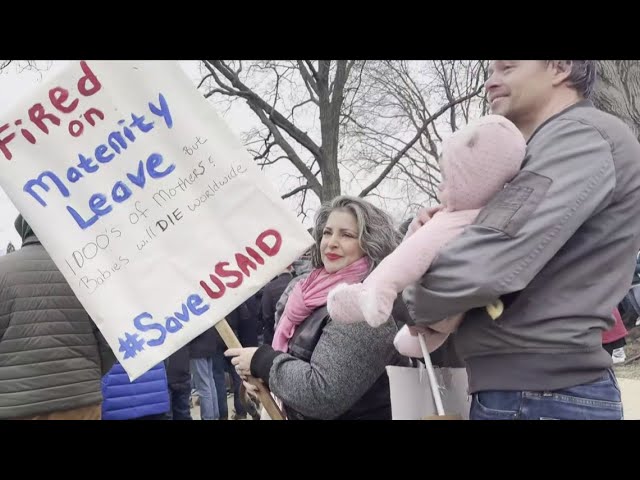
[364,211,474,296]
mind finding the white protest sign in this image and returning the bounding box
[0,61,314,380]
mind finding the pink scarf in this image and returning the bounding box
[272,256,371,352]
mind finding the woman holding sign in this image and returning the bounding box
[226,196,410,420]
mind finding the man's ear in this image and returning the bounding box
[549,60,573,87]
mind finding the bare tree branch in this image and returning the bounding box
[204,88,239,99]
[258,155,289,167]
[297,60,320,104]
[247,102,323,196]
[201,60,239,95]
[282,184,310,199]
[197,73,213,89]
[291,98,316,120]
[358,84,484,197]
[208,60,322,160]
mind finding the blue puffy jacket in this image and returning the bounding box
[101,362,170,420]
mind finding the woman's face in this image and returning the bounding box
[320,209,365,273]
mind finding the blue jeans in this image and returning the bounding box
[210,351,247,418]
[190,358,220,420]
[211,351,229,419]
[470,369,623,420]
[166,387,192,420]
[226,357,247,417]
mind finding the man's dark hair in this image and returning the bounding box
[548,60,597,99]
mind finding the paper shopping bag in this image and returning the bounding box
[386,365,471,420]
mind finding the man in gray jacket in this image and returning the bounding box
[406,60,640,420]
[0,215,116,419]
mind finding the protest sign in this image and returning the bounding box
[0,61,314,381]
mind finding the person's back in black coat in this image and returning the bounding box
[261,272,293,345]
[166,344,191,391]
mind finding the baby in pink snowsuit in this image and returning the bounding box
[327,115,527,356]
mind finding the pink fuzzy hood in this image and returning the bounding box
[439,115,527,211]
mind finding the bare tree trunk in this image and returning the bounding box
[592,60,640,141]
[317,61,345,202]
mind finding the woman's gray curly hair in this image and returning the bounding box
[310,195,401,274]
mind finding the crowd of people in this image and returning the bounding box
[1,60,640,420]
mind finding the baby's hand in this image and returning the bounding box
[394,325,423,358]
[405,205,444,238]
[394,325,451,357]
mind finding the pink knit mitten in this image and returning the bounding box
[328,281,395,327]
[327,282,367,324]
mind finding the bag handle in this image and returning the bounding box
[418,333,445,416]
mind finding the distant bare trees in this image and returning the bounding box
[198,60,487,217]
